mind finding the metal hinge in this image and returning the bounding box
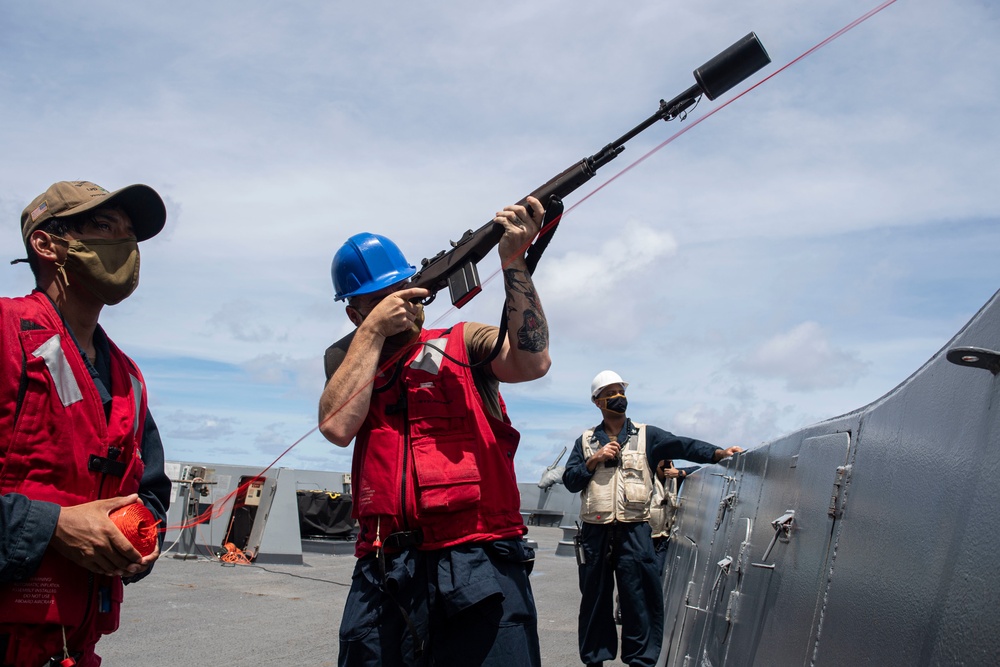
[725,590,741,624]
[828,464,852,519]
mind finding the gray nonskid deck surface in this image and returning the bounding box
[100,525,586,666]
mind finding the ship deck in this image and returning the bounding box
[101,524,584,666]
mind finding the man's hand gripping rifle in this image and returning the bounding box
[328,33,769,361]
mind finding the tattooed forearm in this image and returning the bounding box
[503,267,540,318]
[517,308,549,352]
[504,267,536,301]
[504,267,549,353]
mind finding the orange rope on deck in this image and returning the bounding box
[220,542,253,565]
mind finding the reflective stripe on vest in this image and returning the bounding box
[31,333,83,407]
[409,337,447,375]
[130,372,143,439]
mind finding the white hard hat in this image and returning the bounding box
[591,370,628,399]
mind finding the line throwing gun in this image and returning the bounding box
[326,33,769,363]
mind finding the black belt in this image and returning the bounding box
[382,530,423,550]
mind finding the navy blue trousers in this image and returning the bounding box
[338,539,540,667]
[653,535,670,578]
[577,521,663,667]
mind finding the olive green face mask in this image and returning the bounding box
[57,237,140,305]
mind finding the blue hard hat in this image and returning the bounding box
[331,232,417,301]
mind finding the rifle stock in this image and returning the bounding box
[323,33,770,378]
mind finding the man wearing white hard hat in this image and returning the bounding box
[562,371,742,667]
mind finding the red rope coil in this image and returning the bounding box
[109,502,160,557]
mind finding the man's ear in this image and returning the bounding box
[346,305,363,327]
[29,230,63,263]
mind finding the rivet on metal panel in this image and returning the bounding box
[946,346,1000,374]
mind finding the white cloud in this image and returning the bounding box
[534,221,678,341]
[737,321,869,391]
[539,222,678,300]
[160,412,237,441]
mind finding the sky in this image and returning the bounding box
[2,0,998,483]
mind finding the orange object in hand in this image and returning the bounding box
[109,502,160,557]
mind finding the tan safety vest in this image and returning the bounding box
[649,474,680,538]
[578,423,653,524]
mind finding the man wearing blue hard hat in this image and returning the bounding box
[319,197,551,667]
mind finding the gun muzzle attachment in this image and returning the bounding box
[694,32,771,100]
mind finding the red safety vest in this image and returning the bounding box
[0,291,147,665]
[352,323,525,556]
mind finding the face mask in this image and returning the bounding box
[57,237,140,305]
[601,394,628,414]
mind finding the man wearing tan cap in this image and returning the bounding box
[0,181,171,667]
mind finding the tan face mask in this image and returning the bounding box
[57,237,141,305]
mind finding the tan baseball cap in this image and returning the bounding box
[20,180,166,246]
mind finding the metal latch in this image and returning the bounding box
[713,555,733,592]
[751,510,794,569]
[684,578,709,613]
[715,492,737,530]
